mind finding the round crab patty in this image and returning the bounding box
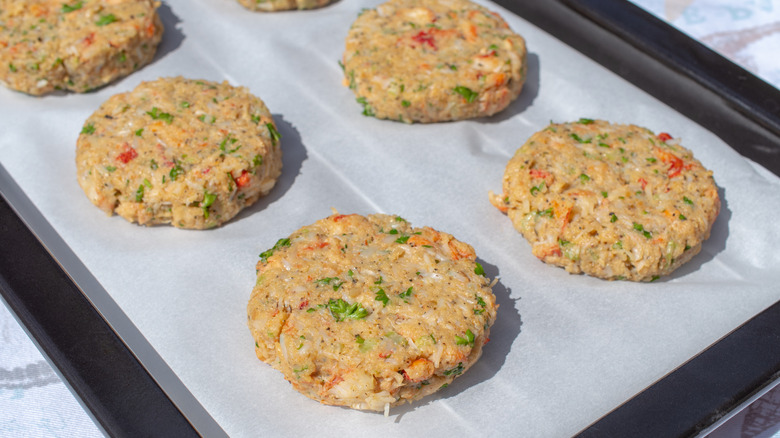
[342,0,527,123]
[76,76,283,229]
[0,0,163,95]
[247,213,497,411]
[490,119,720,282]
[236,0,335,11]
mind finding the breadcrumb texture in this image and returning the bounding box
[491,119,720,282]
[76,76,282,229]
[0,0,163,95]
[248,213,497,411]
[236,0,334,12]
[343,0,527,123]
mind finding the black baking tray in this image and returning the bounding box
[1,0,779,436]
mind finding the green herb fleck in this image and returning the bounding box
[633,222,653,239]
[610,212,618,223]
[201,191,217,218]
[105,165,116,172]
[356,97,375,116]
[328,298,368,322]
[453,86,478,103]
[375,288,389,306]
[537,208,553,217]
[169,164,184,181]
[266,123,281,146]
[135,184,145,202]
[401,100,411,108]
[398,287,413,302]
[95,14,118,26]
[578,118,594,124]
[455,329,475,346]
[474,294,487,315]
[146,107,173,124]
[579,173,591,182]
[61,1,83,13]
[395,235,410,244]
[259,238,291,263]
[474,262,485,276]
[443,363,464,376]
[683,196,693,205]
[81,123,95,135]
[135,128,143,137]
[679,214,687,221]
[569,133,591,144]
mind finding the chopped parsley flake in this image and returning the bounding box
[474,262,485,276]
[356,97,375,116]
[135,128,143,137]
[375,288,389,306]
[201,191,217,219]
[537,208,553,217]
[266,123,281,146]
[169,164,184,181]
[81,123,95,135]
[577,118,594,124]
[61,1,83,13]
[443,363,464,376]
[95,14,118,26]
[259,238,291,263]
[569,133,591,144]
[633,222,653,239]
[455,329,475,346]
[453,86,478,103]
[134,184,145,202]
[395,235,410,244]
[398,287,413,302]
[328,298,368,322]
[683,196,694,205]
[474,295,487,314]
[146,107,173,124]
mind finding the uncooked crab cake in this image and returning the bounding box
[490,119,720,282]
[247,213,497,411]
[76,76,282,229]
[342,0,527,123]
[236,0,335,11]
[0,0,163,95]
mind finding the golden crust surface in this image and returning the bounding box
[75,76,282,229]
[491,119,720,281]
[247,213,497,411]
[0,0,163,95]
[342,0,527,123]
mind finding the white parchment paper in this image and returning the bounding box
[2,0,780,436]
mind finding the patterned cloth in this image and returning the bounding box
[1,0,778,436]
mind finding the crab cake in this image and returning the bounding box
[76,77,282,229]
[342,0,527,123]
[490,119,720,282]
[247,213,497,411]
[0,0,163,95]
[236,0,335,11]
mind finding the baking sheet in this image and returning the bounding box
[2,0,780,436]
